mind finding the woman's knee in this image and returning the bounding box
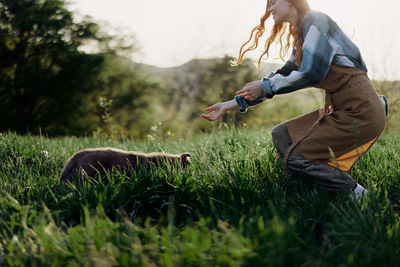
[271,123,286,144]
[270,123,292,157]
[271,123,291,148]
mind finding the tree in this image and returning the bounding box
[91,55,160,139]
[0,0,105,134]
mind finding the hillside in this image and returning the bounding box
[131,58,281,88]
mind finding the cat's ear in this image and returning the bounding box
[180,153,191,164]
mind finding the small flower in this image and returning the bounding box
[41,150,49,159]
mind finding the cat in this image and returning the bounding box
[60,147,191,183]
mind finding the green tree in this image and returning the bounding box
[92,55,160,139]
[0,0,105,135]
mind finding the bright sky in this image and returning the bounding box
[70,0,400,80]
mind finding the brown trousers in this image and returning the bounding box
[271,122,357,193]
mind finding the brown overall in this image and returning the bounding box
[276,64,386,192]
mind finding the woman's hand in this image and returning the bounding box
[201,100,238,122]
[201,102,227,122]
[235,81,263,101]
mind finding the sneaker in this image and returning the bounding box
[350,183,368,200]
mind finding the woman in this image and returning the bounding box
[201,0,388,200]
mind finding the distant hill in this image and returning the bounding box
[130,58,281,87]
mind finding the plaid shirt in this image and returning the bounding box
[236,11,367,113]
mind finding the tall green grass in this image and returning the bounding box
[0,129,399,266]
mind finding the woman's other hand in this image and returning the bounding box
[235,81,263,101]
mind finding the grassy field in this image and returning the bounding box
[0,129,399,266]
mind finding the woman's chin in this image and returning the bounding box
[272,17,281,24]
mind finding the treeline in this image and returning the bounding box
[1,0,398,140]
[0,0,260,139]
[0,0,152,137]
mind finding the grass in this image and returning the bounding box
[0,129,399,266]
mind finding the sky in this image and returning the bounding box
[70,0,400,80]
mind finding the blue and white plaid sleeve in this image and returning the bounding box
[262,23,334,99]
[275,49,298,76]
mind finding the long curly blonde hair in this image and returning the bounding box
[233,0,310,68]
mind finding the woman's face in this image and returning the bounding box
[268,0,297,24]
